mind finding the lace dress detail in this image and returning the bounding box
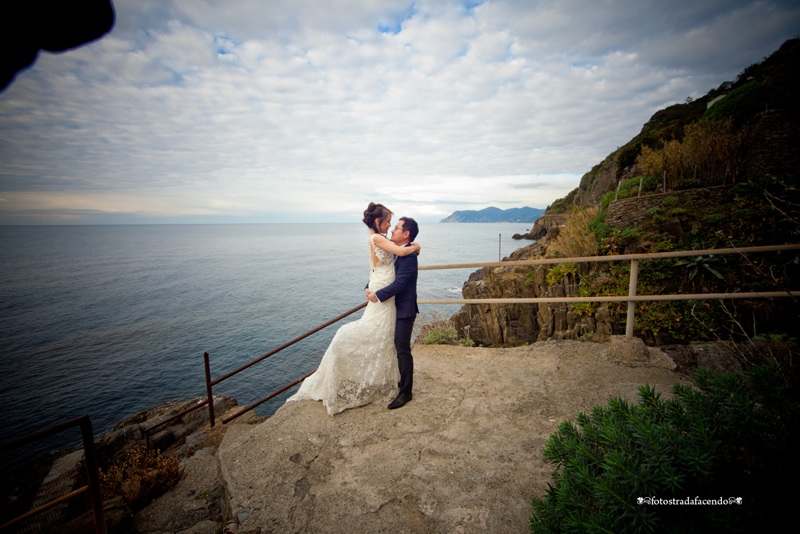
[286,234,399,415]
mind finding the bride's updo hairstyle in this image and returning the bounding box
[362,202,391,233]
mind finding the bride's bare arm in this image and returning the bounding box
[372,234,421,256]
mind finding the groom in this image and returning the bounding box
[367,217,419,410]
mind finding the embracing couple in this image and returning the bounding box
[286,203,420,415]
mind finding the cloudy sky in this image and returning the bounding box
[1,0,798,224]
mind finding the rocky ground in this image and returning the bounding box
[128,336,697,534]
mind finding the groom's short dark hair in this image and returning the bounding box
[400,217,419,242]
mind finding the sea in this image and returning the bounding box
[0,223,531,455]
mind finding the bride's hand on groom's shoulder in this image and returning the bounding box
[413,242,421,255]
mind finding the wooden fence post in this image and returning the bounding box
[626,259,639,337]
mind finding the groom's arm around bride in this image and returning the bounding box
[367,217,419,409]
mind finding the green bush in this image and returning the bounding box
[548,188,579,214]
[702,81,768,125]
[588,191,616,243]
[546,263,578,285]
[530,365,798,533]
[423,326,460,345]
[419,321,475,346]
[702,213,725,225]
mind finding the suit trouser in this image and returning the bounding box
[395,316,415,395]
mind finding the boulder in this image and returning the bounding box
[608,335,650,365]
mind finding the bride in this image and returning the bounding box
[286,203,421,415]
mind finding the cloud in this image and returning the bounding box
[1,0,798,224]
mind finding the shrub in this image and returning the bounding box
[702,213,725,225]
[702,81,768,125]
[530,365,798,533]
[661,195,679,207]
[418,319,474,346]
[548,206,601,258]
[589,191,617,244]
[569,286,594,316]
[547,188,579,214]
[636,119,744,190]
[546,263,578,286]
[423,325,460,344]
[100,446,184,511]
[588,219,612,243]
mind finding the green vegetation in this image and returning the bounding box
[546,263,577,286]
[577,158,799,341]
[702,81,769,125]
[417,315,475,346]
[531,365,798,533]
[547,188,579,214]
[673,255,725,285]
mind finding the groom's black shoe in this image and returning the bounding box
[388,392,412,410]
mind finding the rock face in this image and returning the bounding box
[92,396,240,467]
[526,213,568,240]
[574,154,623,206]
[451,243,618,347]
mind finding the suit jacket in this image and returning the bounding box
[375,244,419,319]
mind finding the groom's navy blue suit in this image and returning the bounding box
[375,243,418,396]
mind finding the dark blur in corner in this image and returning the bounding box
[1,0,115,91]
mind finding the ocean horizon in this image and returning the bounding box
[0,222,533,453]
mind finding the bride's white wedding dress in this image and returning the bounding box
[286,233,400,415]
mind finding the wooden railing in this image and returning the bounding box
[418,243,800,337]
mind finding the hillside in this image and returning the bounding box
[440,206,545,223]
[545,38,799,213]
[451,38,800,349]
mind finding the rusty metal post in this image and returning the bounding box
[79,416,106,534]
[204,352,216,427]
[626,259,639,337]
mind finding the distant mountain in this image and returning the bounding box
[440,206,546,223]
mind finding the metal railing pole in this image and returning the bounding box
[79,416,106,534]
[626,259,639,337]
[0,415,106,533]
[210,303,367,387]
[204,352,215,427]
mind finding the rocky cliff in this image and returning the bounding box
[451,239,617,347]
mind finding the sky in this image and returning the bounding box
[1,1,798,225]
